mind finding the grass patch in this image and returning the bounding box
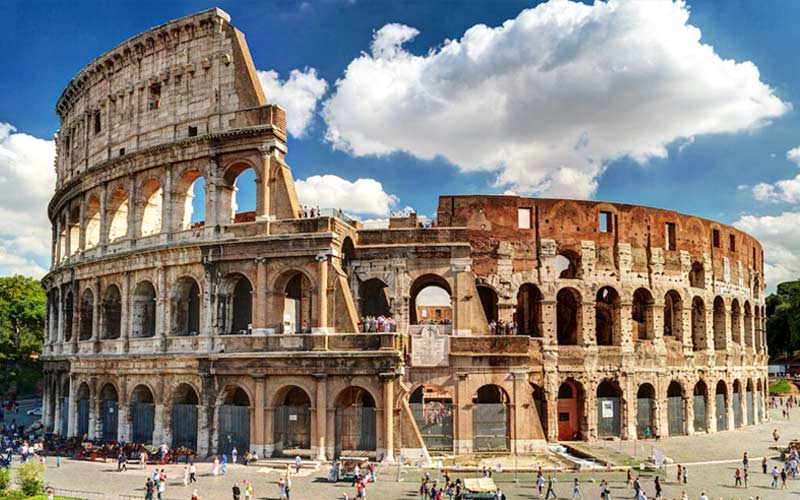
[770,379,794,395]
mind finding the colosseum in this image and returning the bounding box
[40,8,769,462]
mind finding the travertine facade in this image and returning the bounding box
[41,9,768,461]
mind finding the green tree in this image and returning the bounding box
[0,275,45,361]
[16,460,45,496]
[766,280,800,358]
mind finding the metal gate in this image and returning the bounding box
[597,397,621,437]
[715,393,727,430]
[472,404,509,452]
[667,396,684,435]
[274,405,311,455]
[746,391,754,425]
[172,404,198,450]
[335,407,376,457]
[61,397,69,435]
[693,395,707,432]
[410,402,453,451]
[102,400,118,441]
[732,392,742,427]
[132,402,154,445]
[636,398,654,438]
[218,405,250,456]
[77,399,89,437]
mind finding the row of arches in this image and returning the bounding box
[55,165,260,261]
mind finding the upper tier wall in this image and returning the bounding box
[53,8,266,189]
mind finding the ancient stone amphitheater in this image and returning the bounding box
[40,8,769,461]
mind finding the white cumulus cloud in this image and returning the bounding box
[787,146,800,166]
[734,212,800,291]
[322,0,789,197]
[294,174,398,217]
[0,123,55,278]
[258,68,328,137]
[750,145,800,203]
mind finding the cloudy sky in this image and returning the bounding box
[1,0,799,290]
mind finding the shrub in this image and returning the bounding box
[0,467,9,491]
[16,461,45,496]
[770,379,793,395]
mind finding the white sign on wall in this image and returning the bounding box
[601,400,614,418]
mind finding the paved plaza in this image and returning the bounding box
[11,403,794,499]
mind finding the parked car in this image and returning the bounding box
[26,407,42,417]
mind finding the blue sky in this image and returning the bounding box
[1,0,799,288]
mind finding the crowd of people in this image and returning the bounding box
[359,315,398,333]
[488,319,517,336]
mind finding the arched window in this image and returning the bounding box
[282,272,312,333]
[68,206,80,255]
[713,297,726,350]
[596,380,622,437]
[515,284,543,336]
[410,275,452,326]
[632,288,654,340]
[557,379,584,440]
[689,261,704,288]
[667,381,685,436]
[63,290,73,342]
[274,386,312,456]
[220,274,252,335]
[595,286,620,346]
[743,301,753,347]
[555,251,580,279]
[107,187,129,242]
[139,179,163,237]
[223,165,257,224]
[476,284,499,326]
[693,381,708,432]
[663,290,683,340]
[731,299,741,344]
[691,296,706,351]
[85,196,101,248]
[131,281,156,338]
[557,288,581,345]
[174,170,206,230]
[172,277,201,336]
[358,278,391,319]
[636,384,656,438]
[79,288,94,340]
[102,285,122,339]
[472,385,510,452]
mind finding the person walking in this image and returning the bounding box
[674,465,681,484]
[190,462,198,483]
[654,476,662,498]
[734,468,742,487]
[243,480,253,500]
[544,475,557,499]
[232,482,241,500]
[231,447,238,465]
[572,478,582,499]
[771,466,779,487]
[762,456,768,474]
[633,476,641,497]
[743,452,749,472]
[144,478,155,500]
[140,449,147,469]
[744,468,749,488]
[681,467,687,484]
[536,472,545,497]
[222,454,229,475]
[781,467,788,489]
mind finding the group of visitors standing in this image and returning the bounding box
[359,315,397,333]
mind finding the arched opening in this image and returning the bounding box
[409,385,454,452]
[753,277,760,301]
[745,379,754,425]
[691,297,707,351]
[715,381,728,431]
[77,382,90,438]
[663,290,683,340]
[107,187,129,242]
[530,384,548,439]
[755,307,763,351]
[99,384,118,442]
[693,381,708,432]
[341,237,356,274]
[171,277,201,336]
[171,383,199,451]
[667,381,685,436]
[102,285,122,339]
[130,385,155,445]
[555,251,580,279]
[218,387,251,456]
[557,288,581,345]
[732,380,743,428]
[358,278,391,320]
[730,300,741,345]
[49,290,60,343]
[131,281,156,338]
[335,387,377,457]
[174,170,206,230]
[139,179,163,237]
[63,290,73,342]
[743,301,753,348]
[225,166,257,223]
[472,385,510,451]
[689,261,704,288]
[596,380,622,437]
[79,288,94,341]
[61,380,70,435]
[557,379,584,440]
[68,205,80,255]
[274,386,313,457]
[477,284,499,327]
[515,284,543,336]
[632,288,655,340]
[85,196,101,249]
[282,272,312,333]
[410,274,452,325]
[220,274,252,335]
[58,214,67,261]
[636,384,656,438]
[595,286,620,346]
[713,297,726,350]
[756,378,764,421]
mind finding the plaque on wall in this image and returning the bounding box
[411,326,449,367]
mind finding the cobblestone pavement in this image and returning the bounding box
[28,405,800,499]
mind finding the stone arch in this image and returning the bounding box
[171,382,199,450]
[63,289,74,342]
[693,380,709,432]
[130,384,155,445]
[334,386,377,457]
[278,270,313,333]
[102,285,122,339]
[67,205,80,255]
[713,296,726,350]
[107,186,129,242]
[99,383,119,441]
[595,286,621,346]
[76,381,91,437]
[79,287,95,340]
[596,379,623,437]
[732,379,743,428]
[530,383,548,438]
[358,277,391,320]
[557,378,585,440]
[222,161,259,224]
[745,378,755,425]
[273,385,313,456]
[557,287,582,345]
[171,276,201,336]
[636,383,656,438]
[666,380,686,436]
[555,249,581,279]
[138,178,163,237]
[715,380,729,431]
[743,301,753,347]
[472,384,510,452]
[341,236,356,273]
[689,261,704,288]
[220,273,253,335]
[731,299,742,344]
[691,296,707,351]
[409,274,452,325]
[663,290,683,340]
[217,384,252,456]
[173,168,206,230]
[85,195,101,248]
[632,287,655,340]
[515,283,543,336]
[476,283,499,326]
[131,281,157,338]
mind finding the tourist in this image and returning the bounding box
[191,490,199,500]
[743,451,749,471]
[674,465,681,483]
[232,446,238,464]
[243,480,253,500]
[698,492,708,500]
[734,467,742,487]
[190,462,198,483]
[781,467,788,489]
[744,467,749,487]
[157,476,165,500]
[144,478,155,500]
[222,454,229,475]
[633,476,641,497]
[183,465,189,486]
[773,428,780,442]
[681,466,687,484]
[544,475,556,499]
[232,482,241,500]
[572,478,582,499]
[140,449,148,469]
[536,472,545,496]
[278,477,287,500]
[212,456,220,476]
[762,456,768,474]
[771,466,779,487]
[653,476,661,498]
[295,455,302,473]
